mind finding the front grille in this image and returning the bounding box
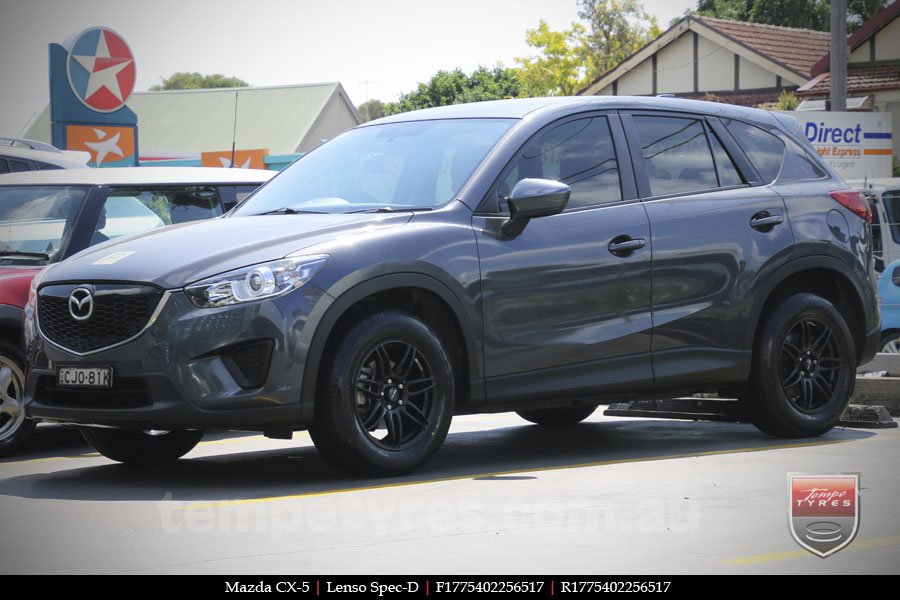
[38,283,164,353]
[36,375,152,409]
[222,339,274,389]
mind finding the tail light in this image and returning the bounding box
[829,189,871,223]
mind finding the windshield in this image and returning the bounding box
[0,185,87,264]
[235,118,515,215]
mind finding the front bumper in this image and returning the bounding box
[25,284,328,431]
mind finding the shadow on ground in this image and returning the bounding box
[0,417,874,504]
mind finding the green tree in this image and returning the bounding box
[392,66,528,113]
[577,0,662,78]
[357,99,389,122]
[149,72,249,91]
[515,20,589,96]
[695,0,888,31]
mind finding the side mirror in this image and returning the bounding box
[501,178,570,237]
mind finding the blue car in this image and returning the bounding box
[877,259,900,352]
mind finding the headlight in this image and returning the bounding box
[184,255,328,308]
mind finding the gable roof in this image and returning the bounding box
[24,82,360,155]
[797,64,900,96]
[811,1,900,75]
[579,15,829,96]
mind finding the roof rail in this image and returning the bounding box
[0,137,62,153]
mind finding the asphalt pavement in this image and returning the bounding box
[1,412,897,574]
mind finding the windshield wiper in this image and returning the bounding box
[347,206,433,214]
[0,250,50,260]
[255,207,327,215]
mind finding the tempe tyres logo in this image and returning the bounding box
[788,474,859,558]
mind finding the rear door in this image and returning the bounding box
[474,112,654,404]
[621,111,795,388]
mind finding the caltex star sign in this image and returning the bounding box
[66,27,136,113]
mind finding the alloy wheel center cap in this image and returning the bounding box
[385,386,400,403]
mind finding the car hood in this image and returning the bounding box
[39,213,413,289]
[0,266,41,308]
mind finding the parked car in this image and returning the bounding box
[23,97,879,476]
[0,137,89,172]
[0,167,273,455]
[876,258,900,352]
[851,178,900,275]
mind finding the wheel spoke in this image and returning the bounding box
[396,344,417,379]
[812,373,833,400]
[402,402,430,431]
[799,319,812,349]
[360,403,386,431]
[405,377,435,396]
[817,357,842,371]
[800,378,815,409]
[355,383,381,398]
[0,365,13,396]
[0,398,19,418]
[782,341,801,361]
[374,345,392,379]
[811,325,832,354]
[782,367,802,388]
[385,410,404,446]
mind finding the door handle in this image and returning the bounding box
[750,212,784,231]
[608,237,646,256]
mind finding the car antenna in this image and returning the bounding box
[230,89,239,168]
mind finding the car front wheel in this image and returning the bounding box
[748,293,855,438]
[81,428,203,465]
[309,311,454,477]
[0,340,36,457]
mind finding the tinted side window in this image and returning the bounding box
[0,159,9,174]
[778,137,827,182]
[498,117,622,212]
[632,116,717,196]
[37,161,63,171]
[882,191,900,244]
[9,160,32,172]
[708,130,744,187]
[724,120,785,183]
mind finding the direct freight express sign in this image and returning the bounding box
[789,112,893,179]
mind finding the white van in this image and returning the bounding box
[850,177,900,272]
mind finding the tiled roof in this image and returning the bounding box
[796,64,900,96]
[696,16,831,77]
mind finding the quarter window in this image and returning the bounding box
[778,137,826,182]
[724,120,785,183]
[632,116,718,196]
[498,116,622,211]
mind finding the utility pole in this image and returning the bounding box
[830,0,847,111]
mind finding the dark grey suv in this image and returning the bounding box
[23,97,879,477]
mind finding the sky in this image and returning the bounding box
[0,0,696,136]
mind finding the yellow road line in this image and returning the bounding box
[181,438,841,511]
[725,535,900,565]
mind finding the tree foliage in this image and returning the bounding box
[577,0,662,77]
[515,21,589,96]
[150,72,249,91]
[357,99,388,123]
[390,66,528,113]
[695,0,888,31]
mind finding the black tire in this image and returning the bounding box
[0,339,36,457]
[81,428,203,465]
[516,405,597,426]
[309,311,454,477]
[879,331,900,354]
[748,293,855,438]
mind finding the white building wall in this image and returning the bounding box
[617,60,653,95]
[739,56,777,89]
[656,33,694,94]
[697,36,735,91]
[874,18,900,60]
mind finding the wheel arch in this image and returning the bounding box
[749,256,871,364]
[300,273,482,421]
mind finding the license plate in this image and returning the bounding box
[57,366,113,388]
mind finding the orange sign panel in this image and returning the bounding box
[66,125,136,167]
[201,149,269,170]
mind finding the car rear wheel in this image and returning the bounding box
[309,311,454,477]
[516,405,597,426]
[81,428,203,465]
[0,340,36,457]
[748,293,855,438]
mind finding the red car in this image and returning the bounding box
[0,167,273,455]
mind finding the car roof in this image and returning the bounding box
[368,95,787,130]
[849,177,900,190]
[0,145,90,168]
[0,166,275,186]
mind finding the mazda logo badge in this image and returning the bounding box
[68,288,94,321]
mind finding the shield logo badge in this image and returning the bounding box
[788,473,859,557]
